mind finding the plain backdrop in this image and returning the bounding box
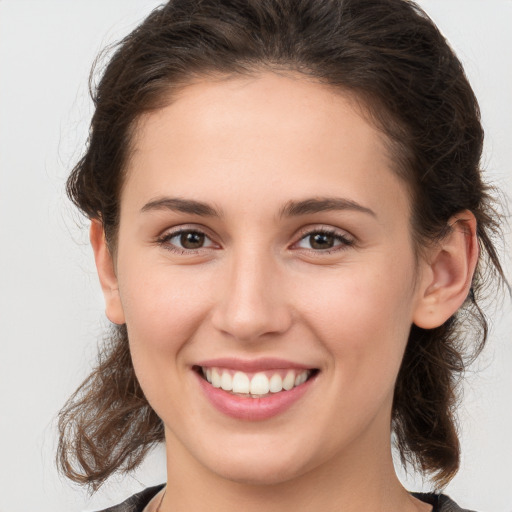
[0,1,511,511]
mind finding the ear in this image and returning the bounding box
[89,220,126,325]
[413,210,479,329]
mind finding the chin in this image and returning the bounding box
[199,439,321,487]
[213,459,310,487]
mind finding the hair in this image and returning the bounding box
[59,0,507,492]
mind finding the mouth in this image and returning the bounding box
[193,365,319,398]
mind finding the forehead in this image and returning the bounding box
[123,72,409,223]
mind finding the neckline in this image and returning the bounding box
[138,486,440,512]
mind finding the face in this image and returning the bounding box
[103,72,430,485]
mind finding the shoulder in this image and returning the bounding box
[438,494,478,512]
[96,487,478,512]
[412,492,478,512]
[95,484,165,512]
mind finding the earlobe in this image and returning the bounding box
[413,211,479,329]
[89,220,126,325]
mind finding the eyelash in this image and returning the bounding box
[156,228,216,255]
[156,227,355,255]
[294,228,355,254]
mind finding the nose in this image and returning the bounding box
[210,248,293,342]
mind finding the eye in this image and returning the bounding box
[157,229,216,253]
[295,229,354,252]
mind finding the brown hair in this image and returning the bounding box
[58,0,507,491]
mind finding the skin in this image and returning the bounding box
[91,72,478,512]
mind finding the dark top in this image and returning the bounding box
[97,484,476,512]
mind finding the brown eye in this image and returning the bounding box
[296,229,354,252]
[309,233,335,250]
[179,231,205,249]
[159,229,216,252]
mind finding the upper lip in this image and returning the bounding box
[195,357,315,372]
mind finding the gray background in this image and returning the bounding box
[0,1,511,511]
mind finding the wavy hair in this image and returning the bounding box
[58,0,507,491]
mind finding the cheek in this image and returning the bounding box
[116,259,216,371]
[115,260,224,422]
[295,257,416,395]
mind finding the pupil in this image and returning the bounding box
[181,232,204,249]
[310,233,333,250]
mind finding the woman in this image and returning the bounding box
[57,1,507,511]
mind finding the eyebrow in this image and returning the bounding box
[141,197,223,217]
[140,196,376,219]
[279,197,376,218]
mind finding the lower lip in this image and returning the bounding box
[195,371,316,421]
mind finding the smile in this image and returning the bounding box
[193,361,319,421]
[199,367,313,397]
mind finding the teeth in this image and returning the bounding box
[269,373,283,393]
[202,367,312,396]
[283,371,295,391]
[250,373,270,395]
[295,371,307,386]
[220,372,233,391]
[232,371,250,393]
[211,368,222,388]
